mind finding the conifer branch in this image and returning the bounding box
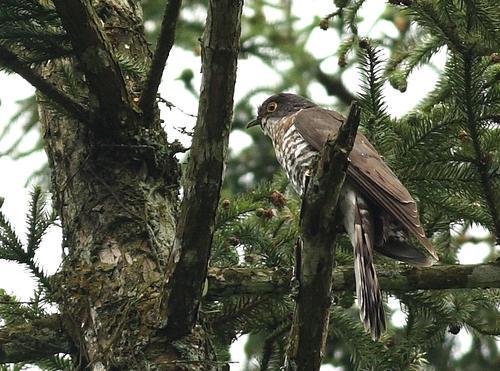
[140,0,182,124]
[0,45,88,122]
[462,52,500,243]
[261,321,290,371]
[0,315,71,363]
[165,0,243,340]
[206,262,500,297]
[0,189,52,291]
[284,102,361,371]
[410,1,464,52]
[52,0,134,124]
[1,262,497,364]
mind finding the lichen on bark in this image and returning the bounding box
[37,1,213,369]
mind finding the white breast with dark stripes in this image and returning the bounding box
[263,115,319,195]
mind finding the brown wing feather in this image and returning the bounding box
[293,107,437,260]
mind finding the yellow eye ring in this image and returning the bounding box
[267,102,278,112]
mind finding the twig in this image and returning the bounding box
[140,0,183,123]
[284,102,361,371]
[165,0,243,340]
[0,45,88,122]
[158,96,198,118]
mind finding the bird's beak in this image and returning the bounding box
[246,118,261,129]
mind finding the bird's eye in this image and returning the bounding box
[267,102,278,112]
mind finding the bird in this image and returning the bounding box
[247,93,438,340]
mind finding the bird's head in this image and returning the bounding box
[246,93,316,133]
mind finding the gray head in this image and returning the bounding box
[246,93,316,130]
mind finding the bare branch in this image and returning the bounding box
[0,46,88,122]
[140,0,182,123]
[0,315,71,363]
[206,261,500,298]
[285,102,361,371]
[53,0,134,123]
[165,0,243,340]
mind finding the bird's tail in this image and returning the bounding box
[352,195,386,340]
[374,218,436,267]
[339,185,386,339]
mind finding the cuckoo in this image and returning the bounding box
[247,93,438,340]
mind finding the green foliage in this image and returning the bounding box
[36,355,74,371]
[0,186,55,289]
[212,174,298,268]
[357,40,400,161]
[206,175,297,364]
[386,34,445,92]
[0,364,24,371]
[207,174,499,370]
[0,288,46,326]
[0,0,499,370]
[388,1,500,238]
[0,190,67,370]
[207,0,499,369]
[0,0,71,66]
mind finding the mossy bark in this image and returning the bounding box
[38,1,214,369]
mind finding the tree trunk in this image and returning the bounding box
[38,1,213,369]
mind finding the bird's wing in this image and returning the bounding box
[293,107,438,260]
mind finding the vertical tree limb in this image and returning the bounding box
[140,0,183,123]
[37,1,199,367]
[165,0,243,340]
[53,0,134,123]
[285,102,361,371]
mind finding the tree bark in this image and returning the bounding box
[206,261,500,298]
[166,0,243,340]
[0,315,71,364]
[37,1,214,369]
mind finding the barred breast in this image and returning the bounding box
[264,116,319,195]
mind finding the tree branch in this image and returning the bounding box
[285,102,361,371]
[206,261,500,298]
[165,0,243,340]
[53,0,134,124]
[316,68,356,106]
[1,262,497,364]
[0,315,71,363]
[462,52,500,244]
[0,45,88,122]
[140,0,182,123]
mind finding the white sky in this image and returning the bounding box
[0,1,497,370]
